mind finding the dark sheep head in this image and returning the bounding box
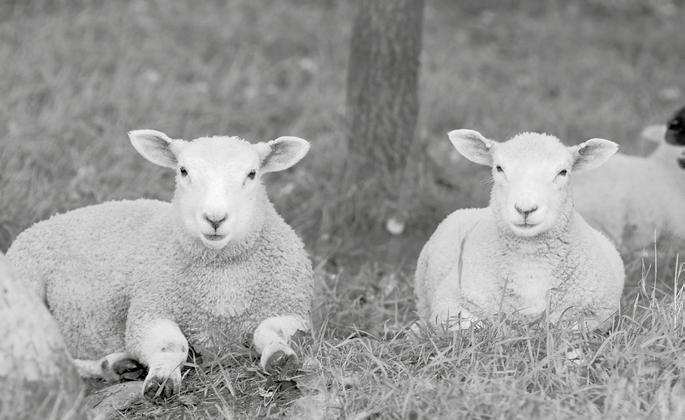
[665,105,685,146]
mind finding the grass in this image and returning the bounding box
[1,0,684,418]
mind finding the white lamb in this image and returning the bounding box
[6,130,313,401]
[573,105,685,253]
[415,130,625,330]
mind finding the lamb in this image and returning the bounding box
[415,130,625,330]
[6,129,314,401]
[0,252,86,419]
[573,105,685,253]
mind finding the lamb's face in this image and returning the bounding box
[448,129,618,238]
[172,138,264,250]
[490,134,573,237]
[128,130,310,251]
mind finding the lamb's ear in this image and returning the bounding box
[256,136,310,173]
[128,129,181,168]
[571,138,618,172]
[447,129,496,166]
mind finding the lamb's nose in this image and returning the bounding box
[204,214,227,230]
[515,204,538,218]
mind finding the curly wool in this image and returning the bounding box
[6,194,313,360]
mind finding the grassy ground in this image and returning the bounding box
[1,0,685,418]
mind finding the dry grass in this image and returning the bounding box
[1,0,684,418]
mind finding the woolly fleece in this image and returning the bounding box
[6,194,313,360]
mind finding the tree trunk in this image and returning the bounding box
[346,0,424,179]
[0,253,86,420]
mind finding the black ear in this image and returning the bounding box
[128,130,178,168]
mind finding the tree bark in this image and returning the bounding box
[346,0,424,179]
[0,253,86,420]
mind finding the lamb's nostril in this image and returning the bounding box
[515,204,538,218]
[204,214,228,230]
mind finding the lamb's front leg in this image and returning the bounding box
[126,317,189,401]
[253,315,308,372]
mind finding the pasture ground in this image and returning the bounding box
[1,0,684,418]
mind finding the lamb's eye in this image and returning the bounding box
[558,169,568,177]
[247,169,256,180]
[495,165,504,173]
[179,167,188,177]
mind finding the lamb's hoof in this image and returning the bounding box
[264,350,299,374]
[143,375,178,402]
[112,358,146,381]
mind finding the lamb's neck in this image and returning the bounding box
[498,214,575,259]
[501,232,572,259]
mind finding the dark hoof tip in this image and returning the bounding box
[143,377,175,402]
[265,351,299,374]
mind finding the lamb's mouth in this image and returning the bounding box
[513,222,539,230]
[203,233,227,242]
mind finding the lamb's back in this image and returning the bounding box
[573,154,681,249]
[6,199,173,357]
[7,199,171,291]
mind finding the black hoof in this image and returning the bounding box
[112,358,147,381]
[143,376,175,402]
[265,350,299,374]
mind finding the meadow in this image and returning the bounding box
[1,0,684,418]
